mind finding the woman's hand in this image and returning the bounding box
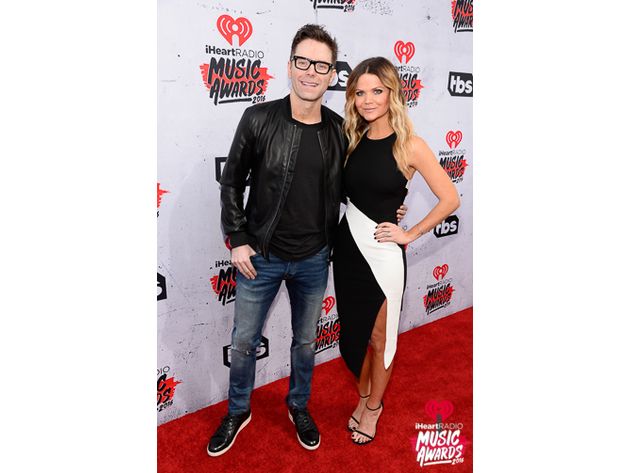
[374,222,413,245]
[396,204,408,223]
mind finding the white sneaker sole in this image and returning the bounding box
[207,412,252,457]
[288,411,320,451]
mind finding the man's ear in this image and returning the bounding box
[329,70,337,87]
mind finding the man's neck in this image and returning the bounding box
[289,91,322,125]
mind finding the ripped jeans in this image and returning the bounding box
[227,246,329,415]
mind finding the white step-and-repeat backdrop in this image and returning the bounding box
[158,0,472,425]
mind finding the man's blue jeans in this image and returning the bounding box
[227,246,329,415]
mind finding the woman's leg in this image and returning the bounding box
[352,299,393,443]
[348,349,372,430]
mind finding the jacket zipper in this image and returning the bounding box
[317,129,329,251]
[262,123,297,256]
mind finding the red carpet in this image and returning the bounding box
[158,307,472,472]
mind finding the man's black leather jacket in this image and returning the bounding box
[220,95,346,259]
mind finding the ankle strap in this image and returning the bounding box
[359,393,370,399]
[366,401,383,411]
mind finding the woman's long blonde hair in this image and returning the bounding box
[343,57,414,177]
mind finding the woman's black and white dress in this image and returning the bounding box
[333,133,408,378]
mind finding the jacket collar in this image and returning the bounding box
[282,94,329,125]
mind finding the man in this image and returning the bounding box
[207,24,344,456]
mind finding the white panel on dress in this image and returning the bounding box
[344,200,405,370]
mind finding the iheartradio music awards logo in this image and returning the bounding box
[157,182,169,218]
[439,130,469,184]
[200,15,274,105]
[423,264,455,315]
[309,0,356,12]
[210,259,237,306]
[224,236,232,251]
[393,41,424,108]
[316,296,340,353]
[452,0,473,33]
[157,365,182,412]
[411,400,469,468]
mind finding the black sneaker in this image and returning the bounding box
[207,410,252,457]
[288,407,320,450]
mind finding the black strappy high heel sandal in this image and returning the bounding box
[347,393,371,432]
[351,401,383,445]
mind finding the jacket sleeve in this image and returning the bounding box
[220,107,256,249]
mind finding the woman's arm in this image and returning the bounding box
[375,135,460,244]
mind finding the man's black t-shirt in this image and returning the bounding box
[269,120,326,261]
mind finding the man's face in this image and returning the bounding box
[287,39,336,103]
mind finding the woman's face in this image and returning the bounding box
[353,73,391,124]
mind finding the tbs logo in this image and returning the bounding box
[328,61,352,91]
[223,336,270,367]
[448,72,473,97]
[157,272,167,301]
[215,157,251,186]
[433,215,459,238]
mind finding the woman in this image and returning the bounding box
[333,57,460,445]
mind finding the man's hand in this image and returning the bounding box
[396,204,408,223]
[231,245,258,280]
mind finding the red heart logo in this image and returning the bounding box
[216,15,253,47]
[425,400,454,421]
[445,130,463,149]
[322,296,335,315]
[432,264,449,280]
[394,40,415,64]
